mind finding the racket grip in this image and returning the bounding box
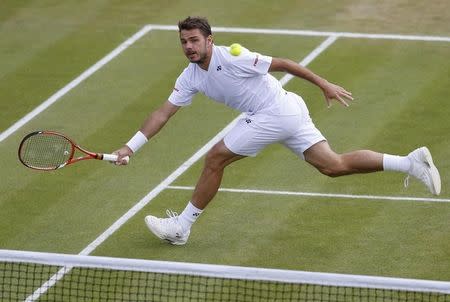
[102,153,130,164]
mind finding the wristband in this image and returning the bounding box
[126,131,148,153]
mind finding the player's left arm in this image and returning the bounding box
[269,57,353,107]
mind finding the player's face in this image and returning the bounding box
[179,29,212,65]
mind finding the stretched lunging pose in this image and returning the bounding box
[114,17,441,245]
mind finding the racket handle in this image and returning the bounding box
[102,153,130,164]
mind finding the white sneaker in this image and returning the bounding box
[144,210,190,245]
[405,147,441,195]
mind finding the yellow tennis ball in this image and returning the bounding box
[229,43,242,56]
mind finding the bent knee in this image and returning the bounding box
[316,157,350,177]
[204,150,223,170]
[318,167,344,178]
[204,143,235,170]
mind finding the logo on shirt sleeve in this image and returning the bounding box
[173,87,179,92]
[253,55,259,67]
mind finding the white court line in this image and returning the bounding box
[0,25,153,143]
[279,35,338,85]
[3,25,448,143]
[167,186,450,204]
[24,36,338,302]
[149,24,450,42]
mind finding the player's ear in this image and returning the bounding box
[207,35,213,45]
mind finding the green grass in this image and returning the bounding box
[0,1,449,298]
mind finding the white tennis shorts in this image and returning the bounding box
[224,93,326,158]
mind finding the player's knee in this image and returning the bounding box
[319,167,342,178]
[317,157,349,177]
[204,146,226,171]
[204,154,220,171]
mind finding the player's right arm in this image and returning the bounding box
[115,67,195,165]
[114,100,180,164]
[139,100,180,140]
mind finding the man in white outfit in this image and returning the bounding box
[114,16,441,245]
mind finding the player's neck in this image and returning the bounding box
[198,45,213,71]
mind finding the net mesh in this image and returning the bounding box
[1,251,449,302]
[19,132,72,169]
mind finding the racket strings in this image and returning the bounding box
[19,133,72,169]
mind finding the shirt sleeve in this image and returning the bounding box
[168,68,198,106]
[229,48,272,78]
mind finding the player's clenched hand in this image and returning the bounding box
[113,146,133,165]
[321,81,354,108]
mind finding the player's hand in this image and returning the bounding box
[321,81,354,108]
[113,145,133,166]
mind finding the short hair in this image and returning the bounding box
[178,16,212,37]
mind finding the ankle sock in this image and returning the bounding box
[178,201,203,231]
[383,154,410,173]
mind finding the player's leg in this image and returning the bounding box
[144,140,244,245]
[303,141,441,195]
[282,94,440,195]
[303,141,383,176]
[144,115,269,245]
[191,141,245,209]
[145,112,302,245]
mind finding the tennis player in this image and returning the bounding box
[114,16,441,245]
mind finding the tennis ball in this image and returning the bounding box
[229,43,242,56]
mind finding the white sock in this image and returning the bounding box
[383,154,410,173]
[178,201,203,231]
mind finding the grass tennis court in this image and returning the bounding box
[0,1,449,297]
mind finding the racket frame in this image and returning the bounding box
[18,130,118,170]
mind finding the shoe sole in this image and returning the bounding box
[421,147,441,195]
[144,216,187,245]
[165,239,186,245]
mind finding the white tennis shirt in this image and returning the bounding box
[168,45,301,116]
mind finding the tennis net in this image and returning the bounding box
[0,249,449,301]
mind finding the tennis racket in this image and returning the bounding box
[18,130,128,171]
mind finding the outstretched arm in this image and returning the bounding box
[114,100,180,164]
[139,100,180,139]
[269,57,353,107]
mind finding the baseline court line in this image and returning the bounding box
[279,35,338,86]
[149,24,450,43]
[0,25,153,143]
[4,24,448,143]
[167,186,450,204]
[25,36,338,302]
